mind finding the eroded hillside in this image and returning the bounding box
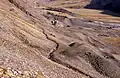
[0,0,120,78]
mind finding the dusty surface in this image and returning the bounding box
[0,0,120,78]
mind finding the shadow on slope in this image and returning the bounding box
[85,0,120,17]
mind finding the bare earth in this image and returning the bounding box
[0,0,120,78]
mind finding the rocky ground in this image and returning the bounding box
[0,0,120,78]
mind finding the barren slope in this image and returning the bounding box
[0,0,120,78]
